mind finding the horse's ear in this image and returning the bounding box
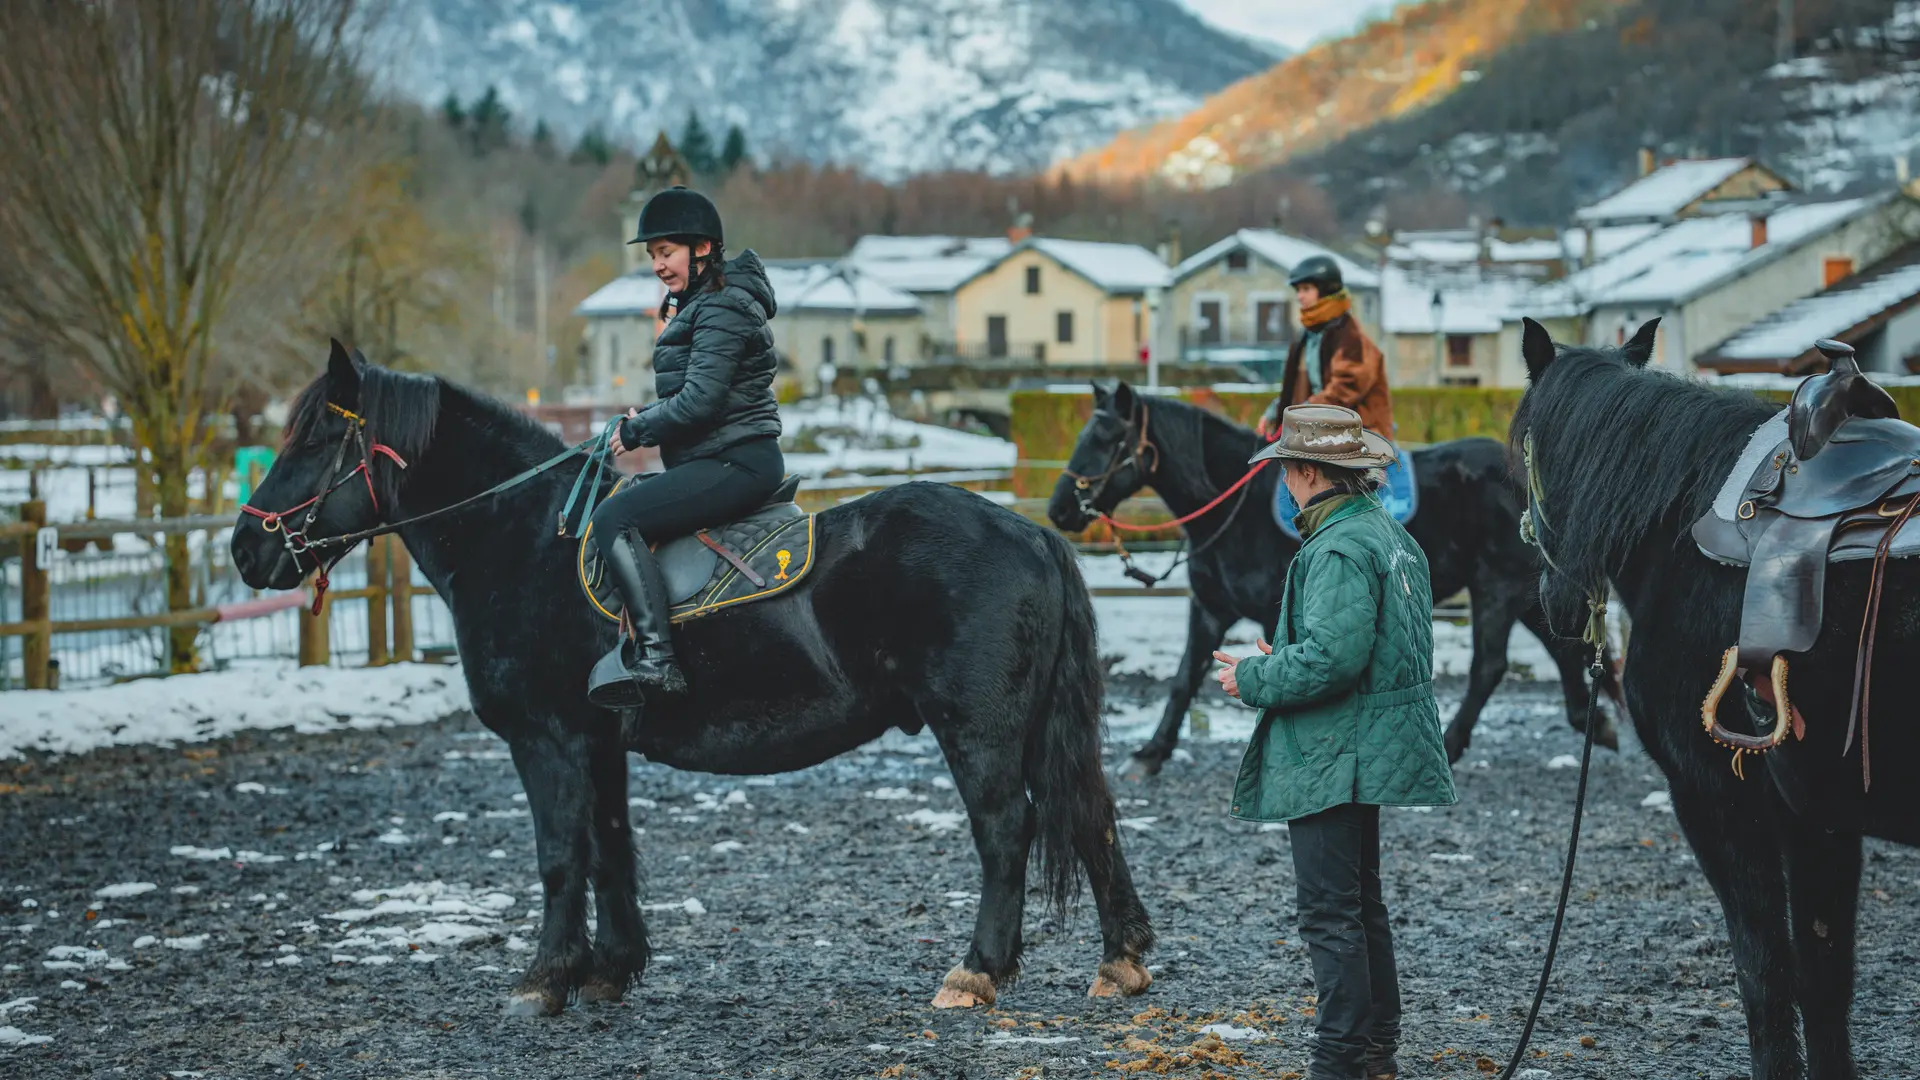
[1111,380,1138,418]
[327,338,362,412]
[349,345,372,370]
[1622,318,1661,368]
[1091,381,1112,408]
[1521,318,1557,383]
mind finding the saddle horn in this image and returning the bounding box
[1790,338,1898,461]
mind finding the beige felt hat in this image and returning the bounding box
[1248,404,1397,469]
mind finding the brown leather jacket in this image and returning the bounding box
[1269,315,1395,439]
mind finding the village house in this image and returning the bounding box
[843,235,1012,349]
[949,238,1171,366]
[1699,242,1920,375]
[1169,229,1381,371]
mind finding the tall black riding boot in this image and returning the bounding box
[587,529,688,710]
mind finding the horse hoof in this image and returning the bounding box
[504,990,564,1017]
[1088,958,1152,998]
[931,966,996,1009]
[1596,716,1621,752]
[1122,754,1163,782]
[579,977,626,1004]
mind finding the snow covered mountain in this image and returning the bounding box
[377,0,1277,177]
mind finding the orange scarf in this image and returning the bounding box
[1300,290,1351,331]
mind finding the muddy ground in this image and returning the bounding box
[3,676,1918,1080]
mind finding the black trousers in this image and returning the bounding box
[590,437,783,556]
[1289,802,1401,1080]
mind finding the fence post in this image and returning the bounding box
[389,538,414,664]
[20,499,49,689]
[365,535,390,667]
[297,578,330,667]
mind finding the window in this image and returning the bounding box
[1196,299,1223,345]
[1446,334,1473,368]
[1824,256,1855,287]
[1255,300,1289,343]
[1224,249,1250,273]
[821,337,835,365]
[1025,265,1041,295]
[1056,311,1074,344]
[883,336,896,364]
[986,315,1008,359]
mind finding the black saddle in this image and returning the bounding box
[578,474,815,624]
[1690,340,1920,783]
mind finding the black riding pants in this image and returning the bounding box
[1289,802,1401,1080]
[590,437,784,557]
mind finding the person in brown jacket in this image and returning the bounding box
[1255,256,1395,441]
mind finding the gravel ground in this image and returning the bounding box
[3,676,1919,1080]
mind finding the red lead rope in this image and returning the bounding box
[1098,460,1269,533]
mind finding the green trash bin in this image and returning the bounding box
[234,446,276,505]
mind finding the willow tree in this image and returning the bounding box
[0,0,374,671]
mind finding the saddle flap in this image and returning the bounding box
[1735,513,1832,668]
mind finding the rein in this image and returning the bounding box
[1499,428,1611,1080]
[241,405,622,612]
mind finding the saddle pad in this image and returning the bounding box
[577,496,817,625]
[1700,413,1920,565]
[1273,449,1417,540]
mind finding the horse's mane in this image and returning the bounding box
[1138,392,1264,498]
[1512,343,1778,584]
[284,363,564,509]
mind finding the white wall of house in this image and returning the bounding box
[584,316,659,404]
[1862,304,1920,373]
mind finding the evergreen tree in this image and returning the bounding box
[441,93,465,131]
[531,118,556,160]
[569,125,612,166]
[468,85,512,156]
[679,111,717,174]
[720,124,748,173]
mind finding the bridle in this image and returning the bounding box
[239,405,626,613]
[1065,399,1269,585]
[240,402,408,612]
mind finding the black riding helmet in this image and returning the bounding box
[1288,254,1344,296]
[629,185,724,247]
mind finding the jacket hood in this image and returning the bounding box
[723,249,776,320]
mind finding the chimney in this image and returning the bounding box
[1007,209,1035,245]
[1166,226,1182,268]
[1638,146,1656,177]
[1750,213,1770,249]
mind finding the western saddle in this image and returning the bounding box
[1691,340,1920,786]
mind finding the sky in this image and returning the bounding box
[1179,0,1405,53]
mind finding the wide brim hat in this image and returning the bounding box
[1249,403,1396,469]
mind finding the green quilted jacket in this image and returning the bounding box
[1229,494,1458,823]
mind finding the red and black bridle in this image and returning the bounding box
[239,402,407,612]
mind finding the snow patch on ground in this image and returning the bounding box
[0,661,471,759]
[896,808,967,833]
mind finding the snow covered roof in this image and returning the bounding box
[1387,230,1566,265]
[973,238,1171,294]
[576,264,920,320]
[1381,263,1542,335]
[575,274,666,318]
[1574,158,1758,224]
[763,263,922,315]
[1706,250,1920,365]
[845,235,1012,294]
[1174,229,1379,289]
[1535,197,1881,309]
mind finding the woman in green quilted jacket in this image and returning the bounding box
[1212,403,1457,1080]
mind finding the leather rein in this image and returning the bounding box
[240,405,621,613]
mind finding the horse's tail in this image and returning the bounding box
[1025,529,1118,916]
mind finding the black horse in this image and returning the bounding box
[1515,318,1920,1080]
[1046,382,1619,774]
[230,344,1155,1016]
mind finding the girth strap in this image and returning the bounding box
[698,531,766,587]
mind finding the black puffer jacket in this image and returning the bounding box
[623,250,781,467]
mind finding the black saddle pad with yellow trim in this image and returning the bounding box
[577,476,817,625]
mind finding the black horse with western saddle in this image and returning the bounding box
[1514,317,1920,1080]
[230,342,1155,1018]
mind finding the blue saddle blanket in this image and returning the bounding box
[1273,448,1417,539]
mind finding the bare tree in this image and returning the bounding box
[0,0,376,671]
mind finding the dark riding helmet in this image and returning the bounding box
[1288,254,1345,295]
[629,185,723,247]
